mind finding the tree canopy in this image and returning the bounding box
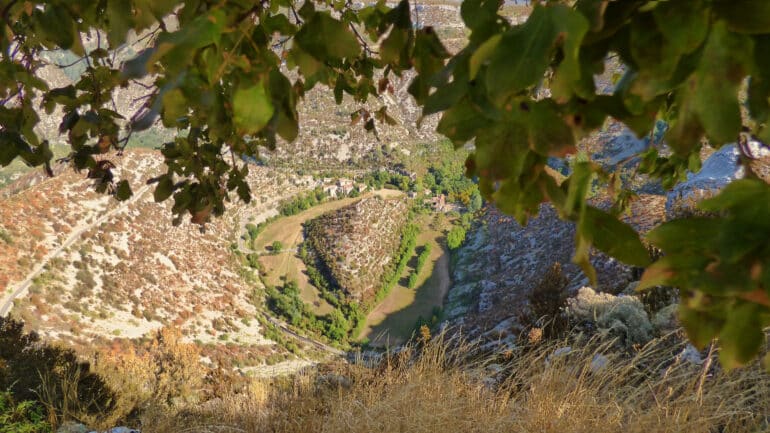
[2,0,770,367]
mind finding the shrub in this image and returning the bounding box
[246,253,261,270]
[90,327,205,427]
[567,287,653,347]
[447,225,466,250]
[0,228,13,245]
[524,263,569,339]
[0,392,49,433]
[271,241,283,253]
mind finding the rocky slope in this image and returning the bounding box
[445,194,666,338]
[0,149,319,363]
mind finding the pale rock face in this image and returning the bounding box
[594,130,651,169]
[666,142,770,219]
[444,197,664,339]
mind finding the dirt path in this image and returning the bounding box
[0,185,151,317]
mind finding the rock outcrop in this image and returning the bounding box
[666,142,770,219]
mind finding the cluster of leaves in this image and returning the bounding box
[1,0,430,223]
[639,179,770,369]
[0,392,49,433]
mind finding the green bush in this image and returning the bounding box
[447,226,466,250]
[0,392,50,433]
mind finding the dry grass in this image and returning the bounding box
[138,330,770,433]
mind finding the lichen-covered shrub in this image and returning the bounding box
[567,287,653,347]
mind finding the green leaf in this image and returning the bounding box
[548,6,589,101]
[36,5,75,50]
[575,0,609,32]
[564,162,593,216]
[646,218,723,253]
[484,5,554,105]
[653,0,708,55]
[295,12,361,61]
[699,179,770,213]
[423,80,467,116]
[0,131,30,166]
[154,176,175,202]
[630,14,681,79]
[436,98,491,146]
[151,9,226,74]
[719,303,764,370]
[469,34,501,80]
[233,82,274,135]
[161,89,187,127]
[679,305,723,349]
[380,28,411,69]
[582,206,651,267]
[472,118,529,180]
[107,0,133,47]
[526,100,576,157]
[573,217,597,285]
[115,180,132,201]
[713,0,770,34]
[694,22,753,146]
[637,260,675,292]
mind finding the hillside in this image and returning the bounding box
[0,149,327,368]
[446,195,667,339]
[304,196,409,304]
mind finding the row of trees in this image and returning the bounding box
[407,244,433,289]
[375,223,420,304]
[278,188,330,216]
[362,170,414,192]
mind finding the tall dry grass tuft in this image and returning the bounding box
[141,330,770,433]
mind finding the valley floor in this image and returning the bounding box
[360,218,452,345]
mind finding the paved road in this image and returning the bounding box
[0,185,151,317]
